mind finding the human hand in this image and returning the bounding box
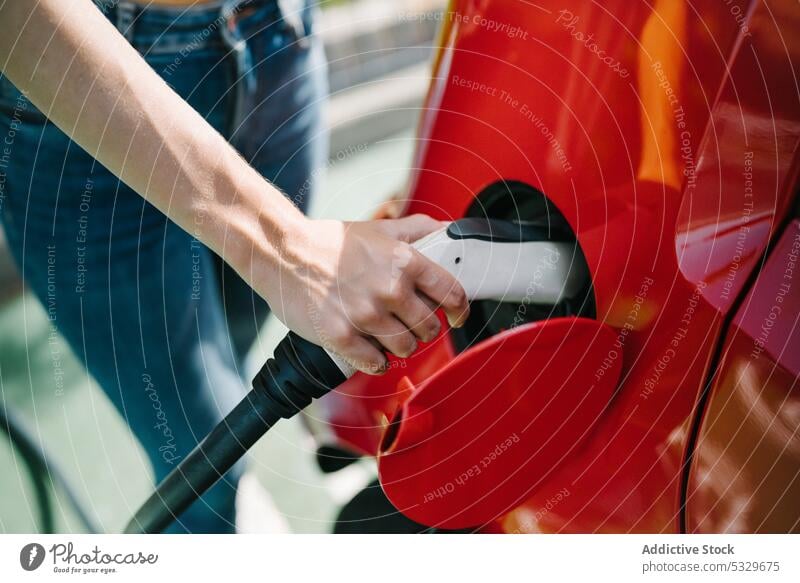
[262,214,469,374]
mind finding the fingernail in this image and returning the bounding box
[368,361,388,375]
[448,309,468,328]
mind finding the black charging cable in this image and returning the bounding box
[124,216,583,533]
[124,332,345,534]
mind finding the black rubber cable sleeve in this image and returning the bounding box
[124,333,346,534]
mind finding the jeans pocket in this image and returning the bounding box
[234,1,295,40]
[230,0,315,60]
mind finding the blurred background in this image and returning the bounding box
[0,0,445,533]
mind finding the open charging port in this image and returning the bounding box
[451,180,595,352]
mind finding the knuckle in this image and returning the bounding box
[394,242,414,265]
[425,318,441,341]
[411,213,437,227]
[390,286,409,304]
[447,285,468,307]
[417,264,446,293]
[330,323,355,348]
[354,305,381,328]
[383,284,408,305]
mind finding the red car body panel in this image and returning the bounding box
[686,220,800,533]
[377,318,622,529]
[311,0,800,532]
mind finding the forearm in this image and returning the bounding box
[0,0,470,371]
[0,0,303,269]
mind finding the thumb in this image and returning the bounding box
[382,213,446,243]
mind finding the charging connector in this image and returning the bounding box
[125,217,588,533]
[124,332,345,534]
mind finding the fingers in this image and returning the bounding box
[330,331,388,376]
[379,214,469,327]
[340,290,443,372]
[410,251,470,328]
[356,309,419,359]
[380,213,445,243]
[392,294,442,343]
[322,215,469,374]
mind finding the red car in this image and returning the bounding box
[304,0,800,534]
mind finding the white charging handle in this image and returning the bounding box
[326,218,588,377]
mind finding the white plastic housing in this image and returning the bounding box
[327,225,588,378]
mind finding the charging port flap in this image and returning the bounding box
[377,317,622,530]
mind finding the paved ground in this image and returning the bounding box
[0,129,415,534]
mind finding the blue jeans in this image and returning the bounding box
[0,0,328,532]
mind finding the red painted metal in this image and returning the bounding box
[686,221,800,533]
[307,0,800,533]
[311,312,455,456]
[377,318,621,529]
